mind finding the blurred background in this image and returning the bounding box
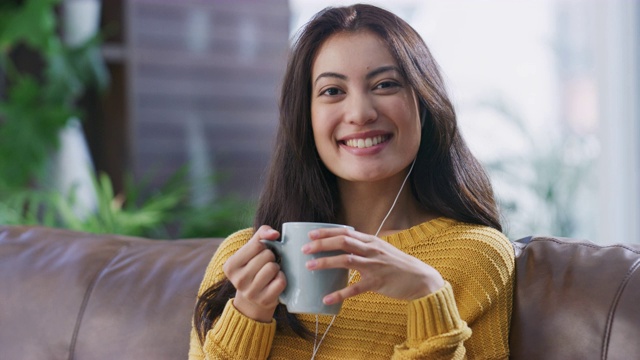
[1,0,638,243]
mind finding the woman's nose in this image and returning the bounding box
[344,93,377,125]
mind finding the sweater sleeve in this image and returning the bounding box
[392,282,471,360]
[392,224,514,360]
[189,229,277,360]
[202,299,276,359]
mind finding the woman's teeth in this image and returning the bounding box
[345,135,387,149]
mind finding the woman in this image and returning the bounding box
[190,4,514,359]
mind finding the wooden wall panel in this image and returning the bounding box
[125,0,289,200]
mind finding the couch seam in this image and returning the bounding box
[528,237,640,255]
[600,258,640,360]
[67,242,130,360]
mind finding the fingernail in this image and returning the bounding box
[308,230,319,238]
[301,244,310,254]
[306,259,317,269]
[323,295,335,305]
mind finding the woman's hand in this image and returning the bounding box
[302,227,445,305]
[223,225,286,322]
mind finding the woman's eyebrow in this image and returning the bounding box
[365,65,401,80]
[313,65,401,86]
[314,72,347,86]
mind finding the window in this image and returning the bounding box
[291,0,640,243]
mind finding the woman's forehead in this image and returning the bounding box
[311,31,397,78]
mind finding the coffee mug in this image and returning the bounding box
[261,222,353,315]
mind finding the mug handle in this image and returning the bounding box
[259,239,282,265]
[259,240,288,305]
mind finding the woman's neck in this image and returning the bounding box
[336,177,436,236]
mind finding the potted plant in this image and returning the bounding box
[0,0,108,194]
[0,0,255,238]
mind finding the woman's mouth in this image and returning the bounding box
[342,135,390,149]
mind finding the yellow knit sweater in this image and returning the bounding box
[189,218,514,359]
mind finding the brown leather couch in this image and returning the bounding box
[1,226,639,359]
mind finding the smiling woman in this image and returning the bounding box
[311,31,422,186]
[190,4,514,360]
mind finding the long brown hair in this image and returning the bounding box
[195,4,502,343]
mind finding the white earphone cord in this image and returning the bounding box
[311,159,416,359]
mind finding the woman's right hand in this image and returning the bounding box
[223,225,286,323]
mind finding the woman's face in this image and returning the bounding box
[310,30,421,184]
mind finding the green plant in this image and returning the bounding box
[0,171,184,236]
[178,197,255,238]
[0,169,255,239]
[0,0,108,192]
[60,172,188,237]
[111,169,255,238]
[0,1,254,238]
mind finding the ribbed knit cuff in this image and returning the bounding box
[407,282,465,341]
[207,299,276,359]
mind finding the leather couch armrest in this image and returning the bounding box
[509,236,640,360]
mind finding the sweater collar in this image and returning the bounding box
[380,217,457,249]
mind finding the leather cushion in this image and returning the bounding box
[510,236,640,360]
[0,226,221,360]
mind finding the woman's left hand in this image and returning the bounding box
[302,227,445,305]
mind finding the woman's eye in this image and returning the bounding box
[321,87,343,96]
[376,81,400,90]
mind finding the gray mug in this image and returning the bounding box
[261,222,353,315]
